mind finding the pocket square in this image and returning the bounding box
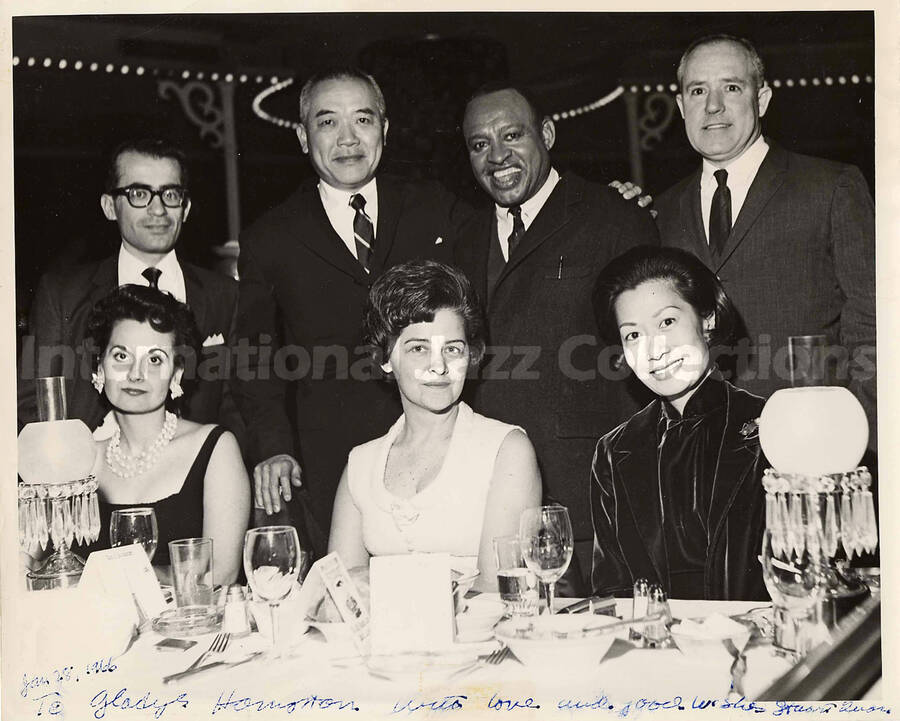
[435,237,443,245]
[202,333,225,347]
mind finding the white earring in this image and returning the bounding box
[169,380,184,399]
[91,371,104,394]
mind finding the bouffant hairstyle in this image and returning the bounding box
[87,284,201,410]
[592,245,738,349]
[363,260,485,369]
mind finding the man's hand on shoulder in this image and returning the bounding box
[253,453,302,514]
[609,180,657,217]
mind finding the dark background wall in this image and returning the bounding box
[13,11,874,322]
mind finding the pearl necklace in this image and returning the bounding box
[105,411,178,479]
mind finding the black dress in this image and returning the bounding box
[590,373,768,600]
[80,426,226,565]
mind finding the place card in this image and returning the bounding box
[312,552,371,653]
[80,546,167,624]
[369,553,454,655]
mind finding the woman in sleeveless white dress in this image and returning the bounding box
[328,261,541,592]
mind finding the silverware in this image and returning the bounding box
[448,644,509,680]
[162,651,263,685]
[177,632,230,677]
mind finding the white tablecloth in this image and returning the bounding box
[9,596,796,720]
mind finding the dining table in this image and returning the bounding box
[9,592,814,721]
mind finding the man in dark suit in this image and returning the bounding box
[235,69,469,537]
[18,138,241,438]
[454,85,659,573]
[655,35,877,450]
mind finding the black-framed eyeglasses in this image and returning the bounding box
[111,185,189,209]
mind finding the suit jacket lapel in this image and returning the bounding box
[717,143,787,270]
[181,262,208,332]
[681,169,714,267]
[495,174,575,290]
[371,176,400,274]
[613,405,670,584]
[706,385,760,552]
[295,186,369,283]
[89,256,118,305]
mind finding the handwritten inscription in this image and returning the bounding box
[393,696,467,714]
[90,688,189,720]
[211,690,359,714]
[487,694,540,711]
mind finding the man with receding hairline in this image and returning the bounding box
[655,34,876,451]
[234,68,470,542]
[454,84,659,579]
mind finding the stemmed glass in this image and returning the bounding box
[760,528,831,657]
[519,505,574,616]
[110,508,158,562]
[243,525,305,657]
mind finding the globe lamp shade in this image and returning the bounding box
[759,387,868,476]
[18,419,97,485]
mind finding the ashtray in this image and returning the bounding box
[152,605,224,638]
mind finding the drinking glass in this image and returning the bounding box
[243,526,305,656]
[169,538,214,607]
[493,535,539,617]
[110,507,158,562]
[788,334,828,387]
[519,506,573,616]
[760,528,831,656]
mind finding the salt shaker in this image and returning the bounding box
[222,584,252,637]
[630,578,649,641]
[643,584,673,648]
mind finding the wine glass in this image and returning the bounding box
[243,525,305,656]
[110,508,158,561]
[760,528,831,657]
[519,505,573,616]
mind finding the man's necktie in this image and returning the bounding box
[507,205,525,260]
[349,193,375,272]
[142,267,162,290]
[709,168,732,256]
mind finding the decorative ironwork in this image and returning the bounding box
[158,80,225,148]
[638,92,676,151]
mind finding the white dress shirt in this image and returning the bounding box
[117,244,186,302]
[494,167,560,261]
[318,177,379,260]
[700,135,769,243]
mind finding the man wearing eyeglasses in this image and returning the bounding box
[18,138,243,440]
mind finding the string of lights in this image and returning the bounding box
[12,55,873,130]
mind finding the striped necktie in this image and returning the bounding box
[349,193,375,272]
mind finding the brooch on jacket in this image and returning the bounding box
[739,419,760,441]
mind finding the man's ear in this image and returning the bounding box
[675,93,685,119]
[541,118,556,151]
[382,117,389,147]
[757,83,773,118]
[296,125,309,154]
[100,194,117,221]
[182,198,192,222]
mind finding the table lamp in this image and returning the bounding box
[758,337,876,651]
[18,377,101,589]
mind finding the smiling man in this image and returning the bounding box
[454,85,659,578]
[234,68,470,543]
[19,138,241,439]
[655,35,876,452]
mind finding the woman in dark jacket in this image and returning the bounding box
[590,246,767,600]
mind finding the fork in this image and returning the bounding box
[181,632,230,675]
[448,645,510,680]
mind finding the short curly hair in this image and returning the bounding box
[363,260,485,369]
[593,245,738,348]
[86,284,201,410]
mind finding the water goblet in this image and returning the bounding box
[110,507,158,562]
[519,505,573,616]
[760,527,831,657]
[243,526,305,657]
